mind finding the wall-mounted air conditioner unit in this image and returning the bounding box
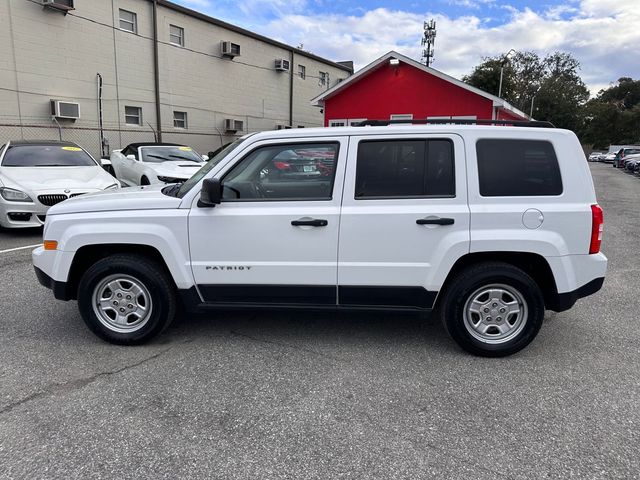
[275,59,290,72]
[275,124,293,130]
[50,100,80,120]
[221,41,241,58]
[224,118,244,133]
[42,0,75,12]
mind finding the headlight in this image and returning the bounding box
[157,176,182,183]
[0,187,32,202]
[104,183,119,190]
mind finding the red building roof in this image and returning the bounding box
[311,51,528,126]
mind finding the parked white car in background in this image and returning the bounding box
[0,140,119,228]
[110,143,207,186]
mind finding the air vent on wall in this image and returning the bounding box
[50,100,80,120]
[42,0,75,12]
[224,118,244,133]
[275,59,290,72]
[221,41,241,58]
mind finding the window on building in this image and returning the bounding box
[173,111,187,129]
[328,120,346,127]
[119,9,137,33]
[169,25,184,47]
[476,139,563,196]
[355,139,455,199]
[319,71,328,86]
[221,143,340,201]
[298,65,306,80]
[125,106,142,126]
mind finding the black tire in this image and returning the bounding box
[439,262,544,357]
[77,254,176,345]
[140,176,150,185]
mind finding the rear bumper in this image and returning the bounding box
[548,277,605,312]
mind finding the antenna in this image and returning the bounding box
[421,19,436,67]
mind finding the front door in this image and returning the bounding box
[337,134,470,309]
[188,137,348,306]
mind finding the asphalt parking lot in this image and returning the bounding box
[0,162,638,479]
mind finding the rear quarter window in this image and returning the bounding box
[476,139,562,196]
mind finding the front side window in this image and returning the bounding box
[169,25,184,46]
[476,139,563,196]
[2,145,96,167]
[119,9,137,33]
[222,143,339,201]
[125,106,142,126]
[355,139,455,199]
[173,111,187,129]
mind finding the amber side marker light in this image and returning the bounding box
[43,240,58,251]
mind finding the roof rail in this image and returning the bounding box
[353,119,556,128]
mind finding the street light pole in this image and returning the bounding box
[498,49,516,99]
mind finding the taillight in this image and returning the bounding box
[274,161,290,170]
[590,204,604,254]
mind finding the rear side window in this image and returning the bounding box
[476,139,562,196]
[355,139,455,198]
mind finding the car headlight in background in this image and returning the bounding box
[104,183,119,190]
[157,176,182,183]
[0,187,32,202]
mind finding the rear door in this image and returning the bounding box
[338,133,470,309]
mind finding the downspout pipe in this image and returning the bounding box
[152,0,163,142]
[289,49,294,127]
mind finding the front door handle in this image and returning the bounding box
[416,217,455,226]
[291,218,328,227]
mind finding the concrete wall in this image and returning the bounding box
[0,0,351,157]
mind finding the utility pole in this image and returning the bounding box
[421,20,436,67]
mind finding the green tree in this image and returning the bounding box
[463,50,589,131]
[579,78,640,148]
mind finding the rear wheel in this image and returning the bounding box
[439,262,545,357]
[77,254,176,345]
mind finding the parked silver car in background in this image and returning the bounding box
[0,140,119,228]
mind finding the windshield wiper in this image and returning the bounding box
[162,183,181,197]
[146,154,172,162]
[168,155,200,162]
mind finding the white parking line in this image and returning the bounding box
[0,243,42,254]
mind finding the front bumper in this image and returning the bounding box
[0,200,47,228]
[34,265,72,300]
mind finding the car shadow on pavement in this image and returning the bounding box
[163,308,458,354]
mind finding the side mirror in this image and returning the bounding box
[208,151,216,159]
[126,154,136,161]
[202,154,209,161]
[198,178,221,207]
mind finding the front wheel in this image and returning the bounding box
[439,263,545,357]
[77,254,176,345]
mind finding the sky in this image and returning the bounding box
[173,0,639,96]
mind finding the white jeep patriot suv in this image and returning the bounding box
[33,122,607,356]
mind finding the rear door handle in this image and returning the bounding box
[291,218,328,227]
[416,217,455,226]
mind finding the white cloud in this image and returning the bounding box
[259,1,640,95]
[179,0,212,7]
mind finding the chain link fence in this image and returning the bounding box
[0,121,229,160]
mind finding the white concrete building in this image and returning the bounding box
[0,0,352,157]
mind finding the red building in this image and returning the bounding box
[311,51,528,126]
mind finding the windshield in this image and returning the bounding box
[140,146,203,163]
[177,138,247,198]
[1,145,97,167]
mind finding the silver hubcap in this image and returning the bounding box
[92,274,152,333]
[463,284,528,344]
